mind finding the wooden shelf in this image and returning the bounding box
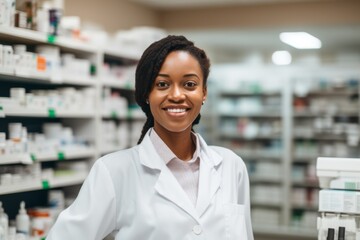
[220,90,281,97]
[104,48,140,61]
[293,134,348,141]
[219,111,281,118]
[220,132,282,140]
[294,109,359,117]
[233,149,282,160]
[0,173,87,195]
[250,177,282,184]
[0,148,95,165]
[0,26,97,53]
[102,79,134,90]
[4,106,95,118]
[0,71,96,87]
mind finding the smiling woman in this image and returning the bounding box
[135,35,210,143]
[148,51,206,155]
[46,35,254,240]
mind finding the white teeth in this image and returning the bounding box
[167,108,186,113]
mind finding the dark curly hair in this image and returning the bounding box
[135,35,211,144]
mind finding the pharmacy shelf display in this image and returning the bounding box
[0,148,95,165]
[290,66,360,233]
[209,66,288,235]
[0,26,141,222]
[209,65,360,239]
[99,50,145,155]
[0,172,87,195]
[0,26,98,54]
[316,157,360,239]
[217,90,286,225]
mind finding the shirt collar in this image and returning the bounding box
[149,128,200,164]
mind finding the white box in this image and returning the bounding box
[319,189,360,214]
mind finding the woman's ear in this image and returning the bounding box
[202,87,207,102]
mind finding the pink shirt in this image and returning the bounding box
[149,128,200,206]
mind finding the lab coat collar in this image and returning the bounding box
[138,129,223,170]
[138,129,223,221]
[138,129,166,170]
[196,133,222,168]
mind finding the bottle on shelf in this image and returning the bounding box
[0,225,4,240]
[0,201,9,240]
[15,201,29,236]
[8,226,16,240]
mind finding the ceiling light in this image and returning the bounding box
[272,51,292,65]
[280,32,322,49]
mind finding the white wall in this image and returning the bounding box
[64,0,160,33]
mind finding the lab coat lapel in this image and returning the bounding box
[155,167,200,222]
[196,135,222,217]
[139,131,200,223]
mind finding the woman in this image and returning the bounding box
[46,35,253,240]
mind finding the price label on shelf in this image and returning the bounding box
[0,106,4,118]
[42,180,50,189]
[47,34,57,44]
[48,108,56,118]
[31,153,37,162]
[111,111,118,119]
[57,151,65,161]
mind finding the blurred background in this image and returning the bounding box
[0,0,359,239]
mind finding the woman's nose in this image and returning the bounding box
[168,85,185,102]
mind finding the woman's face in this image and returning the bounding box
[148,50,207,135]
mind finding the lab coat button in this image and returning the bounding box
[192,225,202,235]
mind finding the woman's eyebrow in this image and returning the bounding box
[157,73,200,78]
[157,73,170,78]
[184,73,199,78]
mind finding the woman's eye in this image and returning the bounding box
[185,81,197,88]
[156,81,169,88]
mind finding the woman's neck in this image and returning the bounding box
[153,127,195,161]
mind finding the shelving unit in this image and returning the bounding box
[0,26,98,54]
[289,66,360,236]
[98,49,144,153]
[0,173,87,195]
[3,107,96,118]
[0,26,141,221]
[316,157,360,239]
[0,148,95,164]
[208,64,360,239]
[209,66,288,235]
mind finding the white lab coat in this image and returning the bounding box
[46,131,254,240]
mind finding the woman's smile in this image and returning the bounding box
[164,110,188,119]
[165,108,187,113]
[163,105,190,118]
